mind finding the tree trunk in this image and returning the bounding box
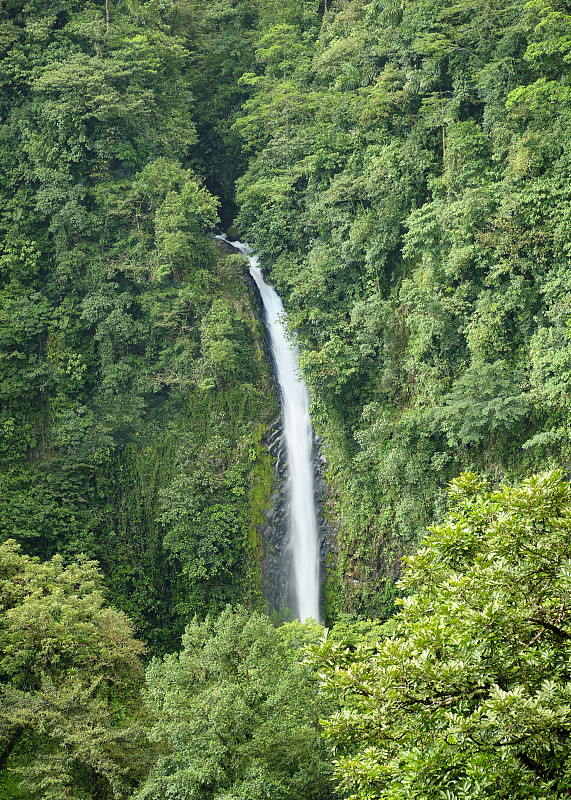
[0,726,23,770]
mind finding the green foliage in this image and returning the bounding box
[311,471,571,799]
[230,0,571,617]
[137,606,334,800]
[11,0,571,793]
[0,0,278,653]
[0,540,149,799]
[432,360,530,449]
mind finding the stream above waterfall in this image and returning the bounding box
[217,236,321,622]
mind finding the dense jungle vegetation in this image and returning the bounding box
[232,0,571,620]
[3,0,571,795]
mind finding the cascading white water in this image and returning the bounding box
[217,236,320,622]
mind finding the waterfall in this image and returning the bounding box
[217,236,321,622]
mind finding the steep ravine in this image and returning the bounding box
[218,235,328,622]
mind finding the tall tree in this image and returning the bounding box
[0,540,150,799]
[137,607,334,800]
[312,471,571,799]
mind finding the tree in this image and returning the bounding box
[0,540,149,799]
[137,606,334,800]
[312,471,571,799]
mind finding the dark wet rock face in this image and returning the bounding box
[259,415,291,615]
[258,418,332,620]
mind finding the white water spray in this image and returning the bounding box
[217,237,321,622]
